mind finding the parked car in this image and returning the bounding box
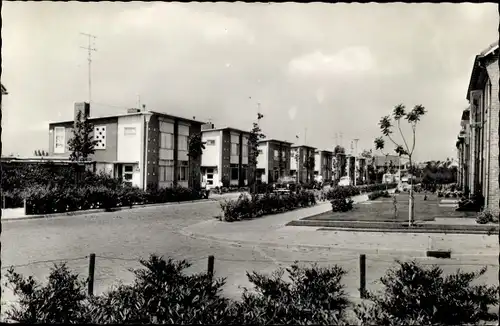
[338,176,352,187]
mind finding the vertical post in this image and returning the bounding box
[207,255,215,279]
[88,253,96,296]
[359,254,366,299]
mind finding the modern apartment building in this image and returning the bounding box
[257,139,292,184]
[48,102,204,190]
[457,41,499,213]
[200,123,250,189]
[314,150,333,182]
[290,145,317,183]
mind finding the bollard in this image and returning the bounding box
[207,255,215,279]
[359,254,366,299]
[88,253,96,296]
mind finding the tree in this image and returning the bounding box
[278,142,286,181]
[68,110,98,162]
[33,149,49,157]
[187,132,205,191]
[375,103,426,226]
[334,145,345,155]
[303,154,315,183]
[248,113,265,193]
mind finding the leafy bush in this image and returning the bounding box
[24,184,201,215]
[476,209,499,224]
[353,260,498,325]
[325,186,360,200]
[89,255,234,324]
[220,191,316,222]
[233,263,350,325]
[368,190,390,201]
[4,263,90,323]
[331,198,354,212]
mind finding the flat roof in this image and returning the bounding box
[258,139,294,145]
[291,144,317,149]
[49,110,205,126]
[202,126,251,135]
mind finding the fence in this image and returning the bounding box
[2,252,498,300]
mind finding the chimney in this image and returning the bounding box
[201,123,215,131]
[74,102,90,124]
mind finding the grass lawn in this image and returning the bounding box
[305,193,477,222]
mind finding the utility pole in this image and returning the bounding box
[80,32,97,104]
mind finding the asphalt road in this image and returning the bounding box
[2,196,498,312]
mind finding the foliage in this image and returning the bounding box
[331,198,354,212]
[24,184,203,215]
[68,110,99,162]
[234,263,350,325]
[333,145,345,155]
[4,263,90,323]
[354,260,498,325]
[375,104,427,225]
[421,161,457,186]
[187,132,206,190]
[220,191,316,222]
[5,257,497,325]
[368,190,390,201]
[89,255,233,324]
[303,154,315,183]
[476,209,499,224]
[248,113,266,192]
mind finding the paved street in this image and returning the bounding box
[2,195,498,312]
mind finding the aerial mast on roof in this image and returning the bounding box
[80,32,97,105]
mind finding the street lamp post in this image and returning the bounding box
[143,111,153,191]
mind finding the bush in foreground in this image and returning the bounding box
[476,209,499,224]
[368,190,390,201]
[354,260,498,325]
[4,257,497,325]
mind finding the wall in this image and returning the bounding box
[117,114,144,188]
[220,130,231,186]
[201,130,221,168]
[187,122,202,189]
[485,57,500,213]
[48,117,118,162]
[257,142,268,182]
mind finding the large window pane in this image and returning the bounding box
[178,135,188,151]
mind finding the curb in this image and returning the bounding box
[316,227,496,235]
[180,229,496,257]
[2,198,216,221]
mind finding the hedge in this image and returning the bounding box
[220,191,316,222]
[24,185,207,215]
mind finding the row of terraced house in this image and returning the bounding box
[44,103,359,190]
[456,40,500,214]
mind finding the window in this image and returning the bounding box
[123,165,134,181]
[241,166,248,180]
[178,135,188,151]
[206,168,214,185]
[178,161,189,181]
[206,139,215,146]
[274,150,279,160]
[159,121,174,149]
[94,126,107,150]
[124,127,136,136]
[273,169,279,181]
[242,138,249,157]
[282,151,286,159]
[230,164,239,180]
[54,127,65,154]
[258,149,263,155]
[159,160,174,182]
[230,134,240,156]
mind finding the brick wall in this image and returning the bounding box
[486,58,500,213]
[146,115,160,189]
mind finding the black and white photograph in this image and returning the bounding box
[1,1,499,324]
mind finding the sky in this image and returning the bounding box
[2,2,498,161]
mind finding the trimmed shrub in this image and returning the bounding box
[331,198,354,212]
[368,190,390,201]
[353,260,498,325]
[220,191,316,222]
[476,210,499,224]
[233,263,350,325]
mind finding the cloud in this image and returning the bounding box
[288,46,376,75]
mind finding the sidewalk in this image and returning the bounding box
[181,193,498,256]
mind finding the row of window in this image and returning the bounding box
[158,160,189,182]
